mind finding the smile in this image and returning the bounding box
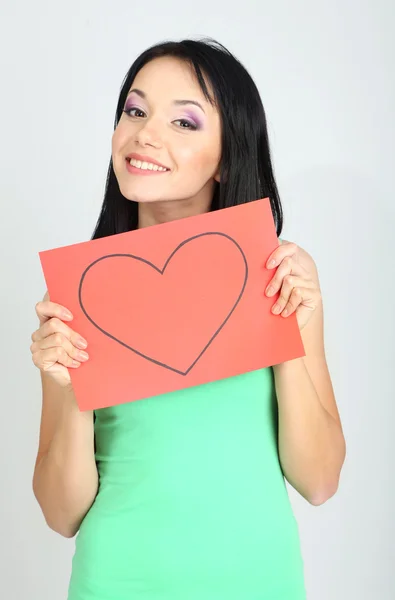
[127,157,169,173]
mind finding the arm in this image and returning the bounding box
[267,243,346,505]
[31,292,99,538]
[33,374,98,537]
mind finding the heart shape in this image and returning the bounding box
[78,232,248,375]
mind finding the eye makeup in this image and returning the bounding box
[124,95,144,113]
[181,110,204,130]
[123,93,205,130]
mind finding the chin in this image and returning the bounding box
[118,185,165,204]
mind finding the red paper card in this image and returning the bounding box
[39,198,305,411]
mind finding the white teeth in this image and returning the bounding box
[129,158,168,172]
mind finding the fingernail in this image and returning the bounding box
[282,308,289,317]
[76,338,88,349]
[272,303,281,314]
[267,259,276,269]
[62,311,73,320]
[71,360,80,368]
[266,285,275,296]
[78,351,89,361]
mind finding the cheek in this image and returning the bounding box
[111,124,131,176]
[176,140,221,175]
[112,125,127,155]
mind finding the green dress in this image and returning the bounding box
[67,368,306,599]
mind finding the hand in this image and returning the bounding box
[30,292,89,387]
[265,240,321,331]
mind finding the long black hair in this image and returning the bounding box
[91,37,283,240]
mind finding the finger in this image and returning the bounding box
[35,300,73,326]
[270,273,315,301]
[266,241,298,270]
[265,256,301,297]
[281,287,317,317]
[266,256,310,297]
[32,346,81,371]
[271,276,314,315]
[31,318,88,349]
[266,257,292,297]
[30,332,89,362]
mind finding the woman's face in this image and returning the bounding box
[112,56,222,209]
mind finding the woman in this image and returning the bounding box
[31,38,346,599]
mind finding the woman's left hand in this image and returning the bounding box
[265,240,322,331]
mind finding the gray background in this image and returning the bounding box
[1,1,394,598]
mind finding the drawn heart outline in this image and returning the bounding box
[78,232,248,375]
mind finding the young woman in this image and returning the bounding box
[31,38,346,599]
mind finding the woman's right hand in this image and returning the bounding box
[30,291,89,388]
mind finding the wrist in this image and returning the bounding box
[59,386,93,423]
[273,356,306,376]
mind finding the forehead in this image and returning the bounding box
[131,56,213,104]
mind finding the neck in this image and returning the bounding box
[137,195,213,229]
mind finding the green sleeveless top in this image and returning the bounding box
[67,368,306,599]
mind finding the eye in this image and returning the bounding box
[122,108,198,131]
[123,107,146,118]
[173,119,198,131]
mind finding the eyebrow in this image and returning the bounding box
[126,88,206,114]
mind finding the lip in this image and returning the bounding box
[125,153,170,170]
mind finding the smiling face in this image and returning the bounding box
[111,56,222,213]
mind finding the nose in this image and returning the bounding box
[135,119,163,149]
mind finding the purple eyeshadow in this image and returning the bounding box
[183,110,204,129]
[124,97,139,111]
[123,95,204,130]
